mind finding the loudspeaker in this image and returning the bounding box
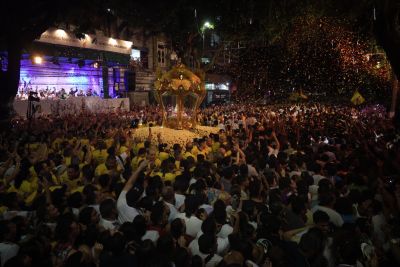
[124,70,136,92]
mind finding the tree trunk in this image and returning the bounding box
[0,39,22,124]
[390,74,398,118]
[375,0,400,127]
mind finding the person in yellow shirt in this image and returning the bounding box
[92,140,108,165]
[197,138,211,156]
[95,155,122,178]
[132,137,144,156]
[191,140,200,157]
[131,148,146,171]
[158,143,170,163]
[118,136,130,156]
[147,146,161,169]
[211,134,221,153]
[155,158,178,183]
[184,142,196,160]
[60,164,82,190]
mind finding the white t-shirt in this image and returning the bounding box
[175,193,185,210]
[176,213,203,237]
[99,218,119,231]
[218,224,233,239]
[199,204,214,215]
[88,204,100,215]
[198,251,223,267]
[246,260,260,267]
[142,230,159,243]
[372,214,386,247]
[289,171,302,178]
[190,232,229,256]
[312,174,326,185]
[72,208,80,218]
[247,164,259,177]
[117,190,140,224]
[0,242,19,267]
[165,201,178,223]
[311,205,343,227]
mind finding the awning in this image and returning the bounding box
[25,42,131,65]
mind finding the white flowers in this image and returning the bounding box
[132,126,219,147]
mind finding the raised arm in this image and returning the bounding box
[122,159,148,192]
[272,131,280,152]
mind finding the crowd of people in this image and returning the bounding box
[0,102,399,267]
[16,87,101,100]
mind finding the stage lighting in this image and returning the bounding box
[33,56,43,64]
[55,29,67,38]
[93,62,99,68]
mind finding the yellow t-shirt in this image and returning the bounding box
[212,142,221,152]
[133,142,145,156]
[159,152,170,162]
[191,146,200,156]
[95,163,108,177]
[64,156,72,166]
[60,172,81,190]
[154,172,177,183]
[183,152,196,161]
[119,145,129,155]
[80,138,90,146]
[92,149,108,165]
[52,138,63,150]
[105,138,114,149]
[131,156,145,171]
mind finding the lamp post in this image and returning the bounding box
[201,21,215,53]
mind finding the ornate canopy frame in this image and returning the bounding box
[154,64,206,130]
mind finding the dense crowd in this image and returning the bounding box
[0,102,399,267]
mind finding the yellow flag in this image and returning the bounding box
[351,90,365,105]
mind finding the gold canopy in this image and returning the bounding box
[154,64,206,130]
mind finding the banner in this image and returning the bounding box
[351,90,365,105]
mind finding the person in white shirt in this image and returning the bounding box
[176,195,203,237]
[162,186,178,222]
[189,217,229,256]
[117,160,148,224]
[99,198,119,231]
[197,234,223,267]
[0,221,19,267]
[311,193,343,227]
[174,193,185,210]
[312,164,326,185]
[173,176,188,211]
